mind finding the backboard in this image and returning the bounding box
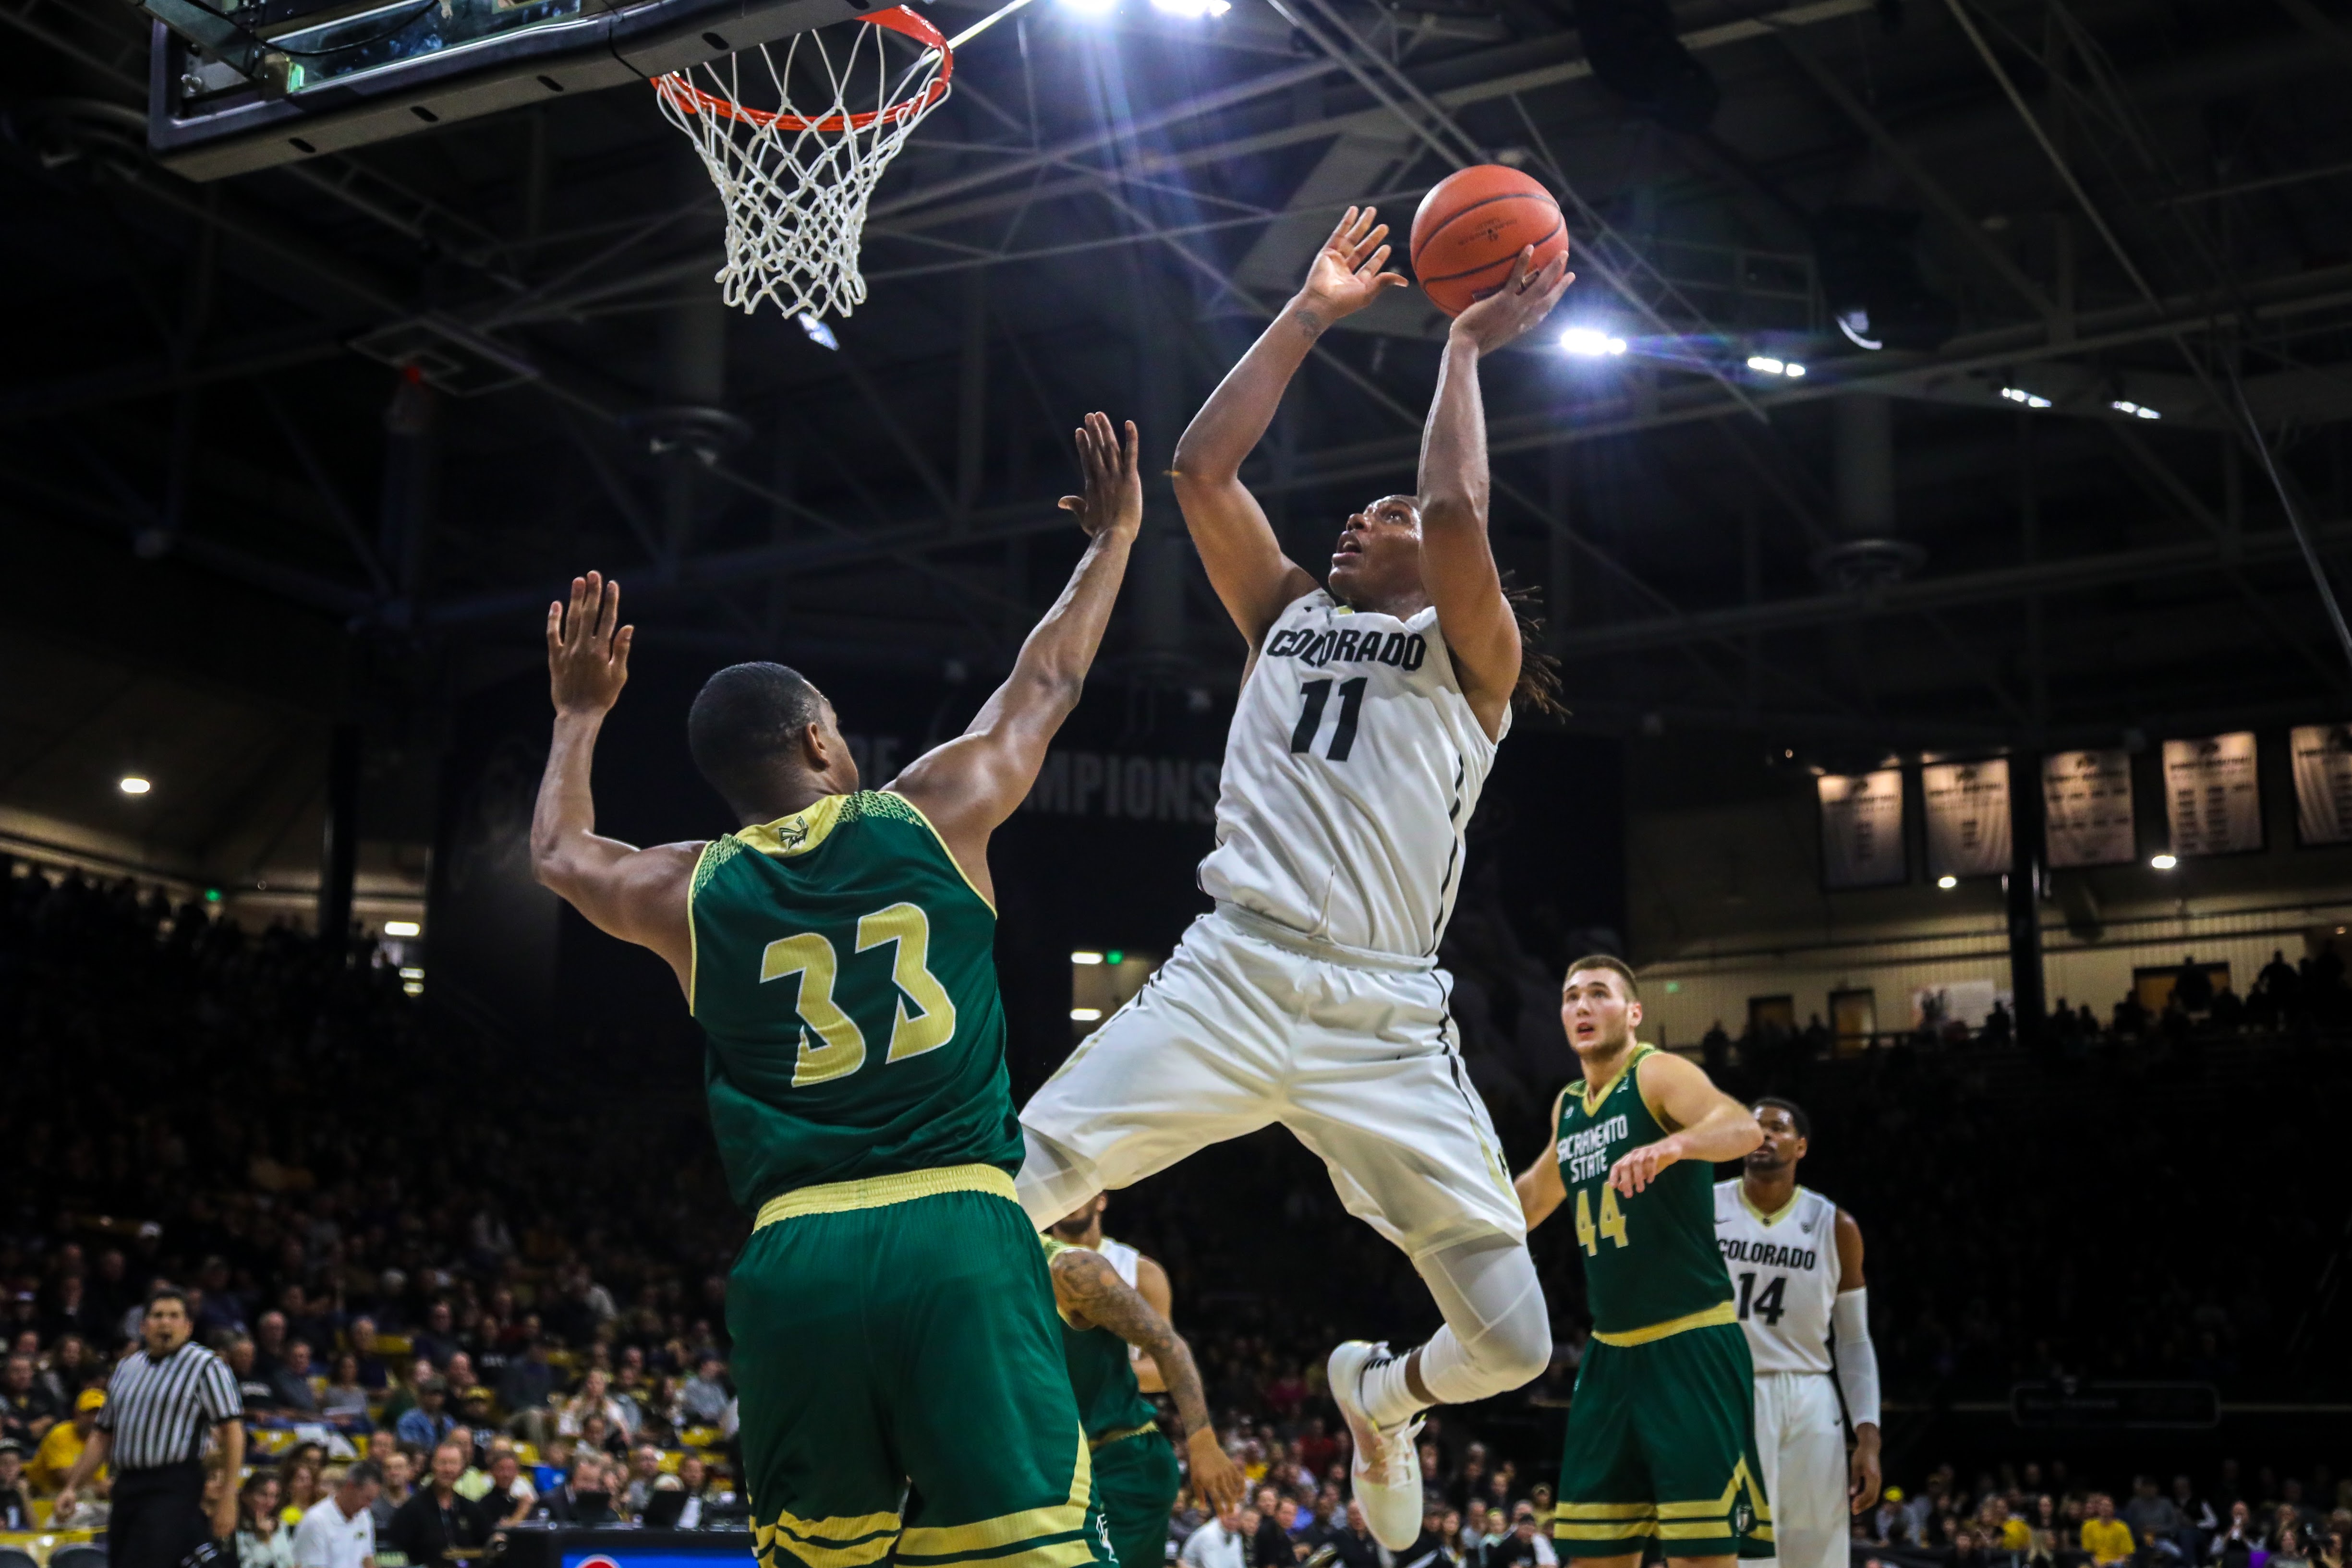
[144,0,877,180]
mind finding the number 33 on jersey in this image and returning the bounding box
[687,790,1026,1213]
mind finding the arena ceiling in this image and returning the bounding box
[6,0,2352,859]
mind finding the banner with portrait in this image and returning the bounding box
[2042,749,2137,868]
[1819,770,1907,889]
[2163,732,2262,856]
[2291,724,2352,845]
[1922,758,2011,879]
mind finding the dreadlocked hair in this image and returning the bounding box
[1502,572,1568,718]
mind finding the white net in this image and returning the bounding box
[654,7,952,321]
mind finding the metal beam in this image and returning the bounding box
[1549,519,2352,659]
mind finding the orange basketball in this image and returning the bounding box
[1409,165,1568,317]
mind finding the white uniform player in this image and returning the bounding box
[1715,1101,1882,1568]
[1018,205,1576,1550]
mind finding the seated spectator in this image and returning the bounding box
[2084,1496,2137,1567]
[27,1387,106,1495]
[398,1377,456,1451]
[481,1445,537,1526]
[367,1450,415,1535]
[558,1370,626,1446]
[455,1387,498,1450]
[319,1355,372,1435]
[537,1454,618,1528]
[280,1458,326,1526]
[622,1445,665,1516]
[347,1321,390,1391]
[1183,1503,1249,1568]
[412,1304,461,1371]
[1481,1511,1541,1568]
[2275,1525,2314,1568]
[498,1339,557,1432]
[274,1342,322,1417]
[381,1359,436,1429]
[575,1411,625,1461]
[385,1440,492,1568]
[0,1444,29,1531]
[0,1354,58,1447]
[291,1460,383,1568]
[238,1471,298,1568]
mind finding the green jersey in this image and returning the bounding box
[1553,1044,1734,1339]
[689,790,1020,1211]
[1040,1238,1160,1442]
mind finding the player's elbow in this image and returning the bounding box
[1419,491,1488,539]
[1169,429,1236,491]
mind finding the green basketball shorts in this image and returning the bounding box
[729,1165,1115,1568]
[1554,1310,1772,1561]
[1090,1427,1178,1568]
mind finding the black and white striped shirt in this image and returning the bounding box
[96,1340,242,1471]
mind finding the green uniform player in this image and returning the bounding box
[1041,1199,1245,1568]
[528,414,1147,1568]
[1514,956,1772,1568]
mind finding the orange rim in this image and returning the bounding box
[654,7,953,134]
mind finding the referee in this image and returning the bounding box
[55,1288,244,1568]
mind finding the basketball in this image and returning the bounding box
[1409,165,1569,317]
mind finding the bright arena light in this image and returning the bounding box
[1745,355,1805,377]
[1937,874,1959,890]
[1560,326,1627,357]
[796,313,840,351]
[1150,0,1231,16]
[2149,854,2178,870]
[1070,1007,1103,1022]
[118,775,151,795]
[1071,950,1104,965]
[1062,0,1117,16]
[385,919,422,937]
[2001,387,2052,409]
[2112,399,2161,420]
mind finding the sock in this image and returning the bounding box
[1358,1346,1424,1429]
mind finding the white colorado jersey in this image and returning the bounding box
[1713,1182,1841,1375]
[1098,1236,1141,1287]
[1198,590,1507,957]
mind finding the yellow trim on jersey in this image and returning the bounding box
[687,839,713,1016]
[1089,1422,1160,1451]
[896,1428,1091,1562]
[1738,1183,1804,1228]
[1655,1458,1772,1523]
[1576,1043,1654,1117]
[1555,1503,1658,1520]
[1554,1521,1658,1541]
[889,790,998,917]
[740,794,850,858]
[758,1508,904,1568]
[1588,1299,1737,1347]
[753,1164,1018,1230]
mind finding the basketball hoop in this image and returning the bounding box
[654,6,954,321]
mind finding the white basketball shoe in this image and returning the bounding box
[1328,1339,1425,1550]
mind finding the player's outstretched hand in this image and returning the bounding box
[1297,206,1408,323]
[1449,244,1575,355]
[1058,411,1142,541]
[546,571,634,719]
[1606,1134,1683,1197]
[1188,1426,1248,1514]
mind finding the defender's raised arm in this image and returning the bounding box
[530,573,701,990]
[1171,207,1405,649]
[888,412,1141,900]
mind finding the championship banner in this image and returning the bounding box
[2163,732,2263,856]
[1922,758,2011,879]
[1819,769,1906,889]
[2291,724,2352,845]
[2043,749,2137,868]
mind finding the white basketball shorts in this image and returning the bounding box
[1018,903,1527,1258]
[1751,1371,1847,1568]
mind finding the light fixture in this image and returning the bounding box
[797,313,840,351]
[384,919,422,937]
[1560,326,1628,357]
[399,967,424,980]
[2000,387,2052,409]
[119,775,151,795]
[1071,950,1103,965]
[1069,1007,1103,1022]
[2149,853,2178,870]
[1783,362,1806,377]
[2111,399,2160,420]
[1106,949,1126,965]
[403,981,424,997]
[1746,355,1785,374]
[1937,874,1958,890]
